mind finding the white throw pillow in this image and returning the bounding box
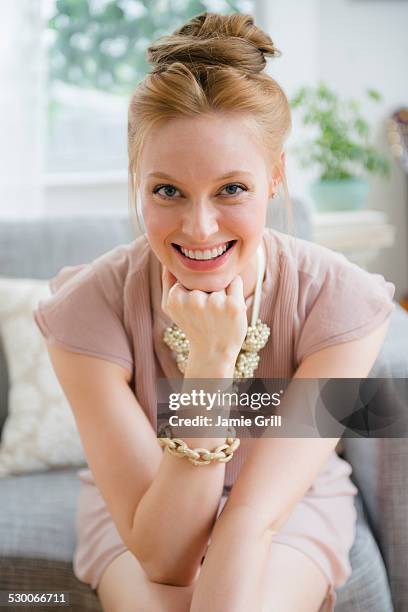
[0,276,86,476]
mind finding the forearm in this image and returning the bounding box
[190,505,274,612]
[128,354,235,586]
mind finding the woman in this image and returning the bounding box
[33,12,395,612]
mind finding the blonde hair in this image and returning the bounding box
[127,11,293,236]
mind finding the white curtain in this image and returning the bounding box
[0,0,45,218]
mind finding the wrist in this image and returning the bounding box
[187,349,236,378]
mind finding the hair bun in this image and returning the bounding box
[147,12,281,75]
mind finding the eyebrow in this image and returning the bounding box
[147,170,254,181]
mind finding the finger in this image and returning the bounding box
[207,288,227,304]
[225,274,245,300]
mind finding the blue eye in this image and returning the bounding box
[153,185,180,199]
[152,183,247,200]
[220,184,246,196]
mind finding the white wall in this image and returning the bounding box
[318,0,408,298]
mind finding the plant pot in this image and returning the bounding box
[310,178,370,212]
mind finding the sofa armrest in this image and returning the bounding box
[343,303,408,610]
[343,437,407,610]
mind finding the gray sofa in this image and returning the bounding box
[1,199,407,611]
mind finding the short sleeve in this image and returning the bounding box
[295,255,396,364]
[32,257,134,375]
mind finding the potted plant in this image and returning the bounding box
[290,82,390,212]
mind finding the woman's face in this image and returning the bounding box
[139,113,283,296]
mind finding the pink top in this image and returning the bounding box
[33,227,395,487]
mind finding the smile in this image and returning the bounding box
[171,240,237,271]
[172,240,236,260]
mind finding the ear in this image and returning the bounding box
[276,151,286,182]
[268,151,286,199]
[280,151,286,172]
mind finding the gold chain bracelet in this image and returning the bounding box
[158,433,241,466]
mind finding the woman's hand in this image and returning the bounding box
[161,265,248,362]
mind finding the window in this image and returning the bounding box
[44,0,255,173]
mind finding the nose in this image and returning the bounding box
[180,199,219,243]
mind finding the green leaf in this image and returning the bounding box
[316,82,336,102]
[367,88,382,102]
[290,80,389,180]
[290,87,307,108]
[354,118,369,138]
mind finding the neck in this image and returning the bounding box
[241,243,264,302]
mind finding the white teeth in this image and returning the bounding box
[180,242,230,260]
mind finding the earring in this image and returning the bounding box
[270,181,279,199]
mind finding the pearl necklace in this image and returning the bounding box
[162,243,271,382]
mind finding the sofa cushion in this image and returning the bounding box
[335,493,393,611]
[0,277,87,477]
[0,468,81,561]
